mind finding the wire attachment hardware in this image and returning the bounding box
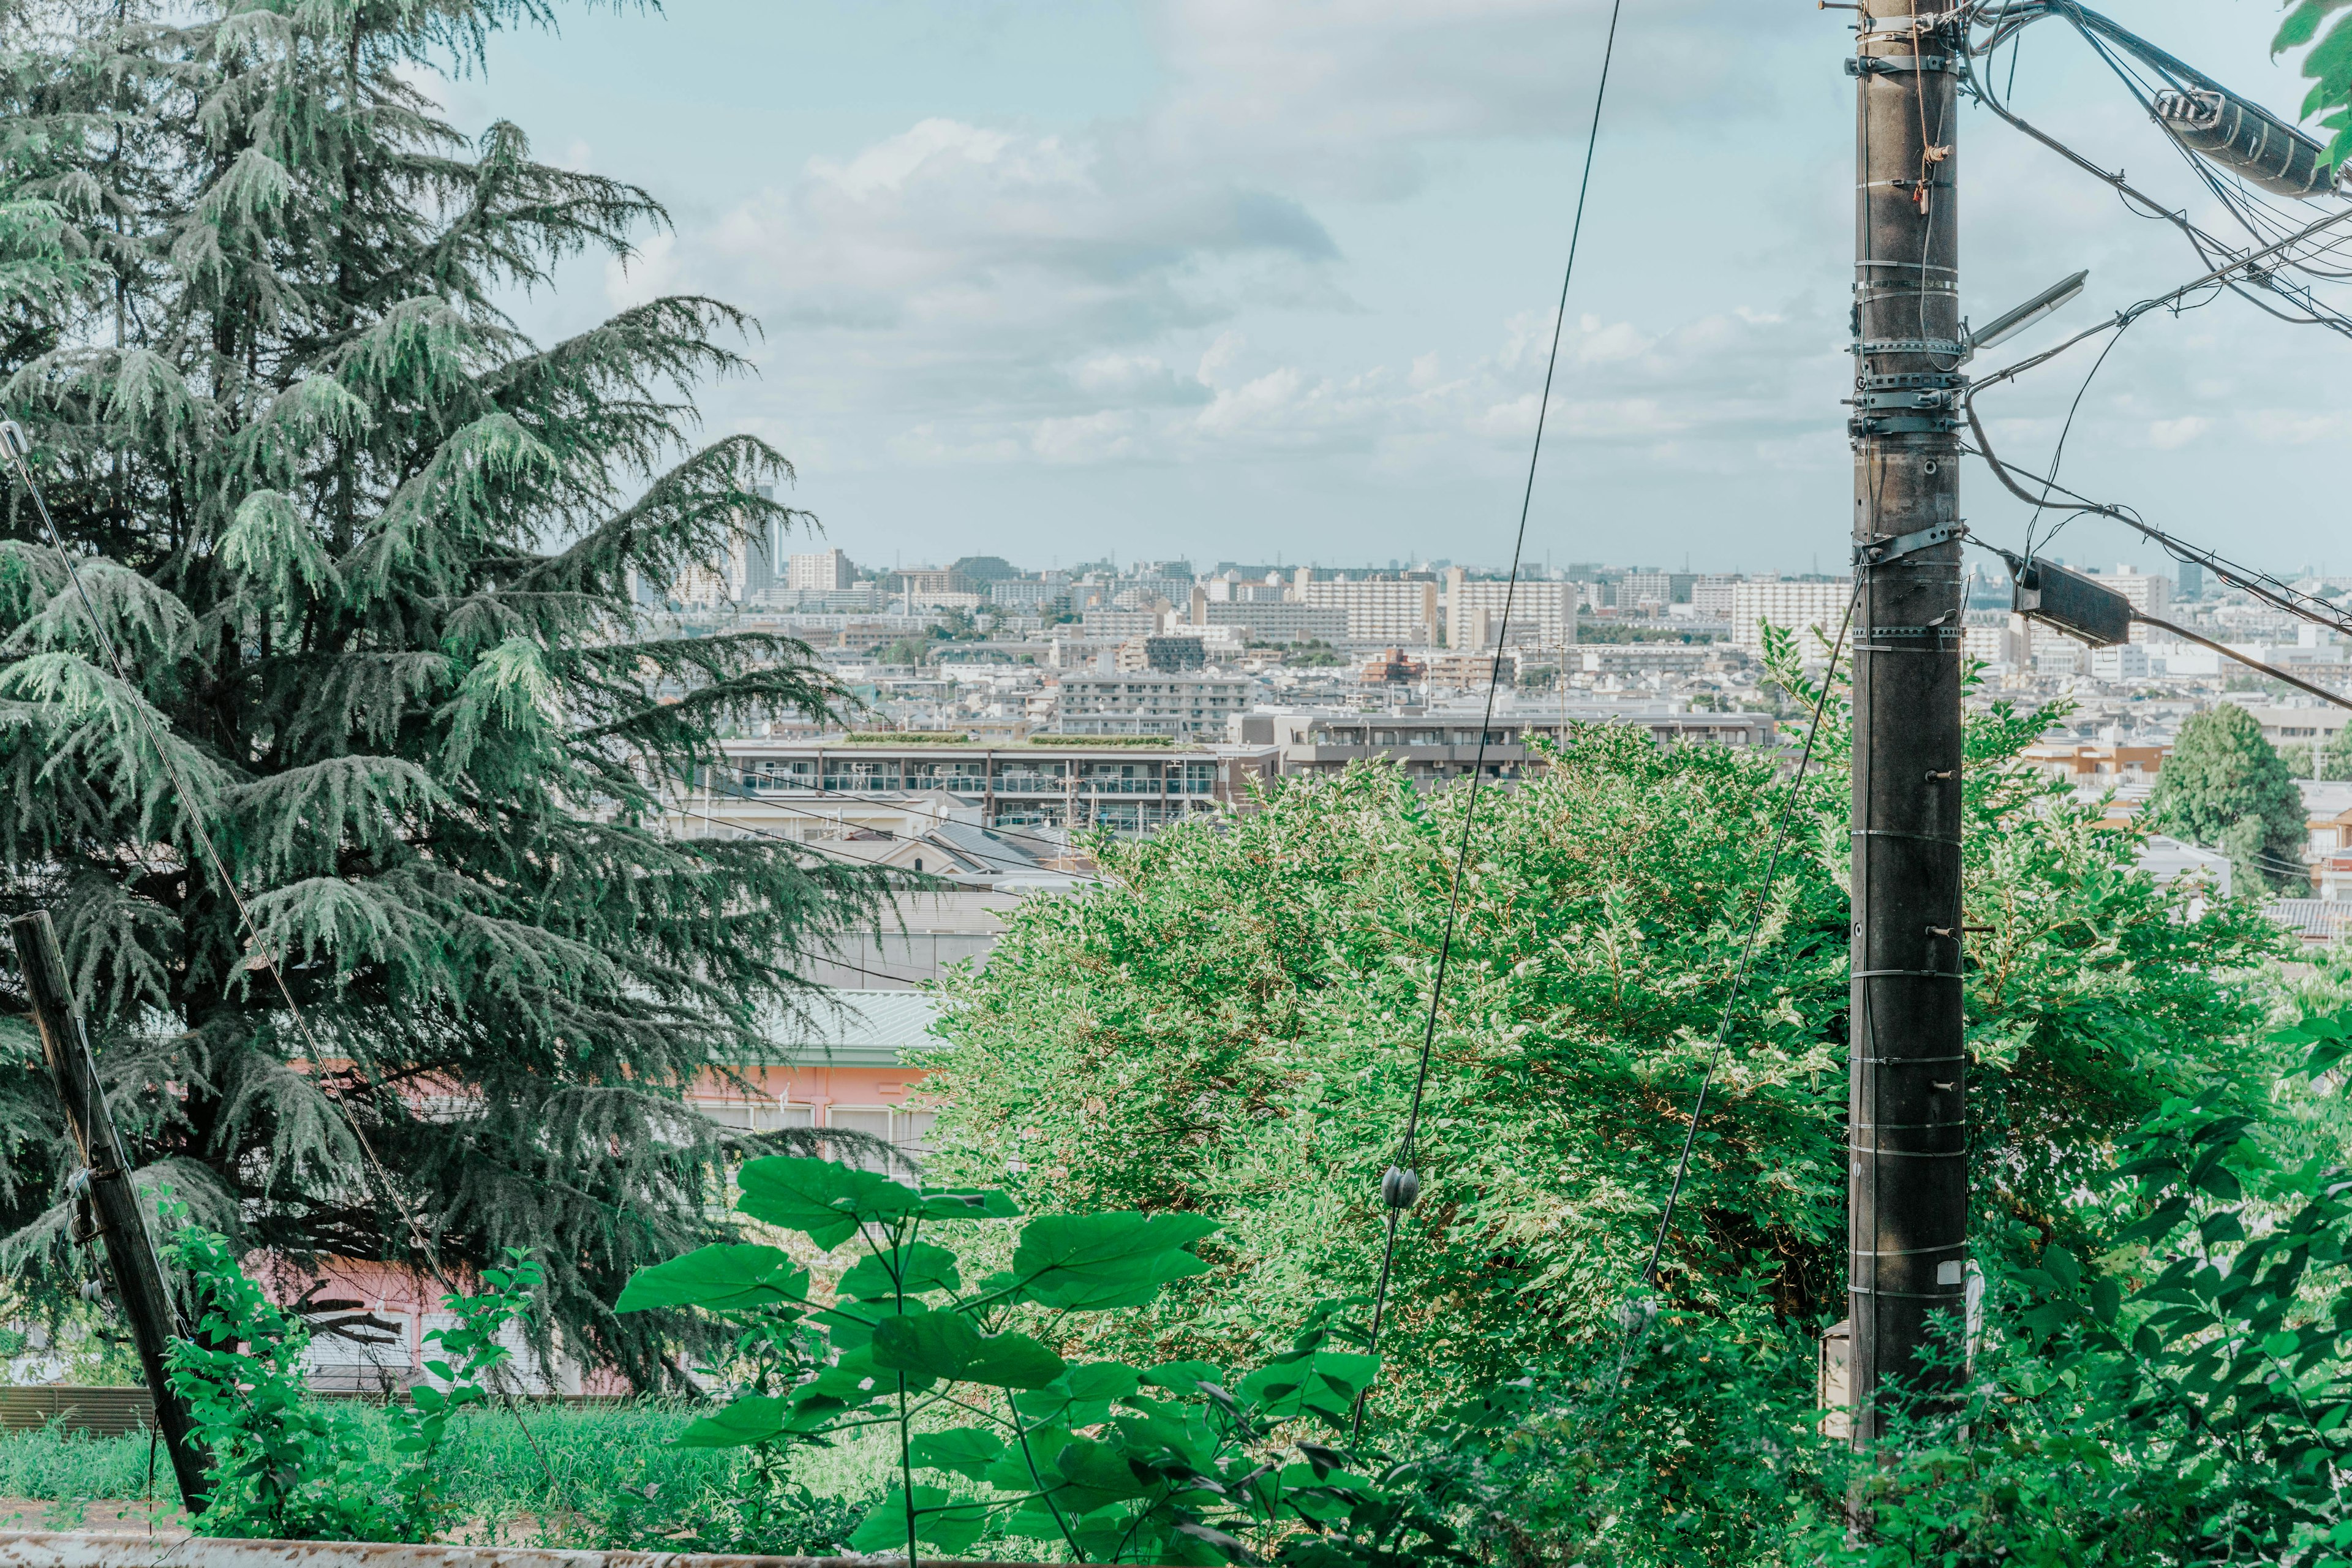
[1381,1166,1421,1211]
[1856,521,1965,567]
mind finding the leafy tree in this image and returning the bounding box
[0,0,882,1382]
[2146,705,2310,892]
[918,646,2283,1432]
[949,556,1022,584]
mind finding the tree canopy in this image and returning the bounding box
[0,0,880,1382]
[919,660,2284,1420]
[2146,704,2310,893]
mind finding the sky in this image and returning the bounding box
[433,0,2352,577]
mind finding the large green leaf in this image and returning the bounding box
[837,1239,962,1302]
[1054,1436,1156,1513]
[1011,1212,1220,1310]
[908,1425,1007,1480]
[736,1156,920,1247]
[674,1394,791,1449]
[1015,1360,1142,1427]
[1240,1344,1380,1426]
[871,1308,1066,1388]
[847,1486,995,1555]
[919,1186,1022,1221]
[614,1243,807,1314]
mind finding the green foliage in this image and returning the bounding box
[0,0,886,1381]
[625,1153,1490,1564]
[2322,722,2352,782]
[1807,1005,2352,1566]
[163,1201,538,1541]
[2146,704,2310,891]
[2278,0,2352,165]
[919,645,2280,1424]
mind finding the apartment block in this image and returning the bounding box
[1055,674,1253,741]
[1730,579,1855,658]
[1442,570,1578,649]
[786,548,853,592]
[1297,578,1441,645]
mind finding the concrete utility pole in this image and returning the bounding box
[1846,0,1969,1456]
[11,911,211,1511]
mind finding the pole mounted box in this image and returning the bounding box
[2010,556,2132,648]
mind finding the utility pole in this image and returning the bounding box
[1846,0,1969,1463]
[10,912,211,1511]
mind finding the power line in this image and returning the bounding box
[1352,0,1627,1441]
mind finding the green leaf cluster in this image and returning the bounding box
[160,1197,540,1542]
[624,1153,1486,1564]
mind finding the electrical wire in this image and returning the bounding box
[2021,317,2132,562]
[1351,0,1627,1442]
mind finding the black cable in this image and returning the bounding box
[1640,582,1861,1292]
[1352,0,1627,1442]
[2021,316,2133,562]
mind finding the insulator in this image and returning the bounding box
[1380,1166,1420,1210]
[2151,88,2338,198]
[64,1167,90,1197]
[77,1278,105,1304]
[0,421,25,462]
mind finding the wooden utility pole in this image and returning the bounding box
[10,911,211,1511]
[1846,0,1969,1455]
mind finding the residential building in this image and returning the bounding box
[1427,649,1519,687]
[2304,780,2352,860]
[989,577,1071,611]
[2088,643,2152,680]
[669,518,780,607]
[1691,574,1743,622]
[1236,701,1779,789]
[679,733,1278,839]
[1618,571,1696,612]
[1729,579,1855,658]
[2245,706,2352,749]
[1577,644,1713,677]
[1442,570,1578,649]
[1193,597,1348,645]
[1055,674,1253,741]
[1080,606,1165,638]
[786,548,853,592]
[2020,741,2168,786]
[1118,635,1208,673]
[1297,576,1441,645]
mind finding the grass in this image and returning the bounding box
[0,1402,898,1544]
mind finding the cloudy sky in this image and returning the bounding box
[445,1,2352,576]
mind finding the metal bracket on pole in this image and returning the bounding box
[1857,522,1966,568]
[9,912,211,1512]
[1847,55,1959,75]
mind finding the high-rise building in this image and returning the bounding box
[2179,560,2204,600]
[1442,569,1577,649]
[1618,570,1696,612]
[788,548,853,592]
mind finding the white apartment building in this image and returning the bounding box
[1295,578,1441,646]
[1442,571,1578,650]
[1054,674,1253,741]
[787,548,853,592]
[1730,579,1855,658]
[1692,575,1742,622]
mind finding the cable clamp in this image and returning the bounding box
[1850,413,1962,437]
[1846,54,1958,76]
[1855,521,1964,565]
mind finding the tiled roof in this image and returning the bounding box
[2266,899,2352,943]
